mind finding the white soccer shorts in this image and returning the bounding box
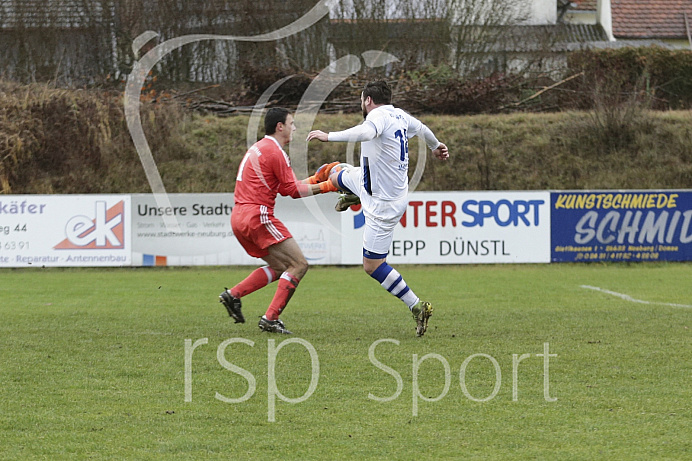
[338,166,408,257]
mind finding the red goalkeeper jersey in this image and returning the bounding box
[233,136,308,210]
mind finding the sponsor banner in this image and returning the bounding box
[132,193,243,266]
[340,191,551,264]
[6,190,690,267]
[274,194,342,265]
[131,193,341,266]
[0,195,130,267]
[551,191,692,262]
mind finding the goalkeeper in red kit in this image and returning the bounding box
[219,107,341,334]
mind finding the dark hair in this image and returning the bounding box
[264,107,290,135]
[362,80,392,105]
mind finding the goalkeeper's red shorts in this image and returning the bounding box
[231,204,292,258]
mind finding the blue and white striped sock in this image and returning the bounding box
[370,262,419,309]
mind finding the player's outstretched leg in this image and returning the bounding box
[219,288,245,323]
[258,316,292,334]
[411,301,433,337]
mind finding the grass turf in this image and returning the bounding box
[0,263,690,460]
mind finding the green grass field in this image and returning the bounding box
[1,263,690,460]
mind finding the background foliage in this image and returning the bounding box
[2,47,692,195]
[2,80,691,195]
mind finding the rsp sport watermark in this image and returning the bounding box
[184,337,319,423]
[185,337,557,422]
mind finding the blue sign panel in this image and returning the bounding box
[551,191,692,262]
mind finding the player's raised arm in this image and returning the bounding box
[307,124,377,143]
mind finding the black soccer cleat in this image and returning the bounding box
[411,301,433,337]
[258,316,292,334]
[219,288,245,323]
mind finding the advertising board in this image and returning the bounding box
[0,195,131,267]
[131,193,243,266]
[131,193,341,266]
[4,190,688,267]
[340,191,551,264]
[551,191,692,262]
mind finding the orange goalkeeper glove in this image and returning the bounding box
[307,161,340,184]
[318,180,338,194]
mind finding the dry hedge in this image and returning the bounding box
[0,81,187,194]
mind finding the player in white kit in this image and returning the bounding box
[307,80,449,336]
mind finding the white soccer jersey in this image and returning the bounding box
[330,105,440,201]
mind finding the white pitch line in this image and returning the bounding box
[580,285,692,309]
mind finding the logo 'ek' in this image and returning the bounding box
[54,201,125,249]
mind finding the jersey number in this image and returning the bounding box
[394,129,408,161]
[236,152,249,181]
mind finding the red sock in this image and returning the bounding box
[230,266,278,298]
[265,272,300,321]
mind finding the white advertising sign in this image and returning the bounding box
[131,193,245,266]
[131,193,342,266]
[274,194,343,265]
[340,191,551,264]
[0,195,131,267]
[0,192,549,267]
